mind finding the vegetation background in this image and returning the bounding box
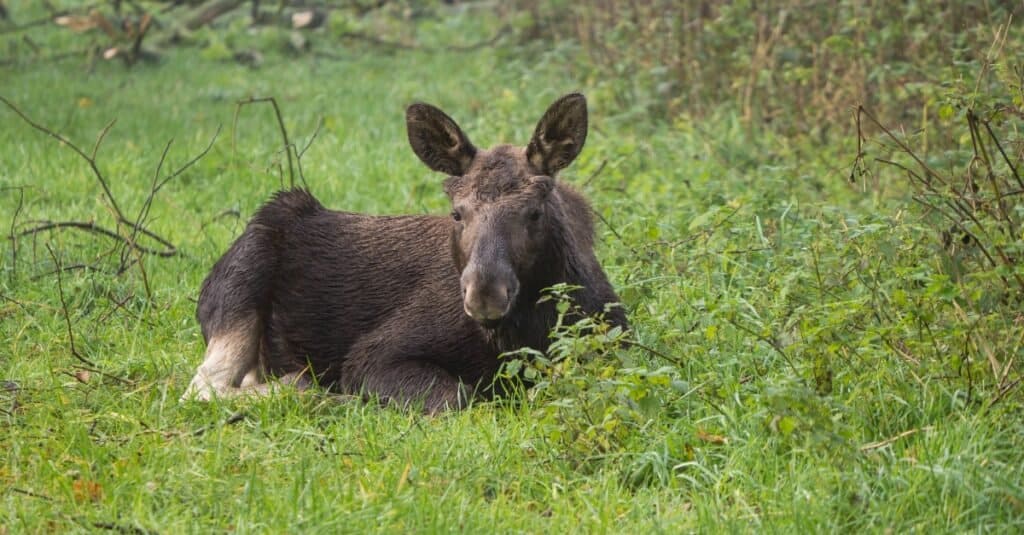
[2,0,1023,531]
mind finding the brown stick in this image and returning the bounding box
[860,426,934,452]
[294,116,324,186]
[235,97,302,189]
[19,221,176,257]
[4,185,24,281]
[857,106,948,189]
[983,117,1024,190]
[45,243,132,385]
[120,125,221,273]
[334,26,510,54]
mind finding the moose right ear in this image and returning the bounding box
[526,93,588,176]
[406,103,477,176]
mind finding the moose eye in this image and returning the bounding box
[529,210,542,222]
[451,210,462,222]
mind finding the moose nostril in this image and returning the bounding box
[462,283,512,321]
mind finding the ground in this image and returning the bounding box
[2,23,1023,534]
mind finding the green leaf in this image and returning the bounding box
[778,416,797,436]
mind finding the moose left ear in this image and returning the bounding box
[526,93,588,176]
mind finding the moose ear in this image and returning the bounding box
[406,103,477,176]
[526,93,588,176]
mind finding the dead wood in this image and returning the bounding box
[45,243,131,385]
[1,96,219,295]
[18,221,176,257]
[183,0,244,31]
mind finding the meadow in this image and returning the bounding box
[2,2,1023,532]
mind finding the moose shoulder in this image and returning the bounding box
[183,93,628,412]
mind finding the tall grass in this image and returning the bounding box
[1,2,1022,532]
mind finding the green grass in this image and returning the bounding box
[2,25,1023,534]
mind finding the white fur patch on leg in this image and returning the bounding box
[239,367,263,389]
[181,316,260,401]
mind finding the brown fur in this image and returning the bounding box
[185,93,627,411]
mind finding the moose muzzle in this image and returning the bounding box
[460,259,519,326]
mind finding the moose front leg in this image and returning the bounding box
[342,356,470,413]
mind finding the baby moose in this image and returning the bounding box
[182,93,627,412]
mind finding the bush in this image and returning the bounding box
[509,0,1022,140]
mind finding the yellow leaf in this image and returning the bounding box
[697,428,727,445]
[704,324,717,340]
[72,479,103,503]
[396,462,412,492]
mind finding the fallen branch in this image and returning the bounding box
[85,520,155,535]
[9,487,52,501]
[183,0,245,31]
[45,243,130,385]
[0,7,76,36]
[337,25,510,54]
[20,220,176,257]
[0,48,91,67]
[30,262,107,281]
[2,96,221,288]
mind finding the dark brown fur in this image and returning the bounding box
[189,93,627,411]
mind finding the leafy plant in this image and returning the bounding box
[499,284,680,465]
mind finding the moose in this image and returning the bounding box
[182,93,627,411]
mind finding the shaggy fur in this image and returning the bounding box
[184,93,627,411]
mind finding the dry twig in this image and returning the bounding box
[234,96,303,189]
[860,426,934,452]
[44,243,130,385]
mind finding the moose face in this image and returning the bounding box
[406,94,588,326]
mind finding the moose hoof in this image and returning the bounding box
[180,372,224,402]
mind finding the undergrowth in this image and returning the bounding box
[1,1,1023,532]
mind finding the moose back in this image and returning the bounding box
[183,93,627,411]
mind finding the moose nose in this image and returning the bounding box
[462,282,514,323]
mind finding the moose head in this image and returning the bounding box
[406,94,588,327]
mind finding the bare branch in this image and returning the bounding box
[45,243,132,385]
[236,97,302,189]
[5,185,25,281]
[183,0,245,31]
[19,221,176,257]
[0,95,126,221]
